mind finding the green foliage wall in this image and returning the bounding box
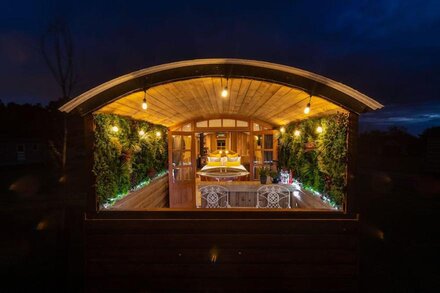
[278,113,349,207]
[93,114,168,206]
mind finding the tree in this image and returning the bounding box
[41,19,77,172]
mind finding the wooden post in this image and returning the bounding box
[84,113,98,213]
[345,112,359,215]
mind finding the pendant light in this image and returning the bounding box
[142,89,148,110]
[304,95,312,114]
[221,78,229,98]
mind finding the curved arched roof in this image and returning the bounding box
[59,58,383,126]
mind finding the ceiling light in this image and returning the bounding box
[304,95,312,114]
[142,90,148,110]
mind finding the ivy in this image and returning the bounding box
[93,114,168,206]
[279,112,349,207]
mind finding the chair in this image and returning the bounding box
[256,185,291,208]
[200,185,230,208]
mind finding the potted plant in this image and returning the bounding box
[257,167,271,184]
[270,169,279,183]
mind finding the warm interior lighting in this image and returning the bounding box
[139,130,145,136]
[316,126,323,133]
[225,150,229,154]
[142,89,148,110]
[111,126,119,132]
[304,102,311,114]
[294,130,300,137]
[155,131,161,137]
[221,78,229,98]
[280,126,286,133]
[221,87,228,98]
[304,95,312,114]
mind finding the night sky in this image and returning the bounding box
[1,0,439,134]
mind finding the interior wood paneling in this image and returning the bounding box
[96,77,346,127]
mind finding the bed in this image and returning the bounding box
[197,150,249,180]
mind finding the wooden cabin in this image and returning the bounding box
[60,59,383,292]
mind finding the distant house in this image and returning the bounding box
[0,138,48,166]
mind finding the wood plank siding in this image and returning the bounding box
[85,215,359,292]
[110,174,169,209]
[96,77,346,127]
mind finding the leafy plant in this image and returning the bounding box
[93,114,168,206]
[278,112,349,207]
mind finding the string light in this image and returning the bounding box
[294,130,301,137]
[304,95,312,114]
[111,126,119,132]
[316,126,323,133]
[280,126,286,134]
[142,89,148,110]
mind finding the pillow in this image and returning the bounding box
[227,156,241,164]
[210,153,221,158]
[207,156,221,162]
[227,153,239,158]
[226,161,240,167]
[207,161,222,166]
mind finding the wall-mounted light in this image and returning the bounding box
[316,126,323,133]
[111,126,119,132]
[142,89,148,110]
[294,130,301,137]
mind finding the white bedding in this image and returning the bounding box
[200,164,248,172]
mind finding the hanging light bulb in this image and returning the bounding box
[111,126,119,132]
[280,126,286,134]
[142,89,148,110]
[221,78,229,97]
[294,130,300,137]
[304,95,312,114]
[316,126,323,133]
[139,130,145,136]
[304,103,310,114]
[221,86,228,98]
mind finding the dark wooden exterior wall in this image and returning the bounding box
[85,214,359,292]
[111,174,169,209]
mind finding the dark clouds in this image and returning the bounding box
[0,0,439,132]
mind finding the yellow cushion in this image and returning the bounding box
[207,161,222,166]
[226,161,240,166]
[210,153,221,157]
[227,153,238,158]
